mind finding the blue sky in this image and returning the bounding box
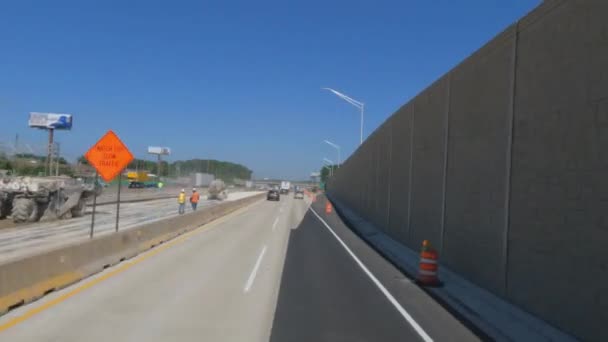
[0,0,540,180]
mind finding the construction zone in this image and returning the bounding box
[206,179,227,200]
[0,176,101,223]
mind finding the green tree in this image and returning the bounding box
[320,165,338,183]
[77,155,89,165]
[0,157,11,170]
[166,159,252,182]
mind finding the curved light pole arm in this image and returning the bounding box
[322,87,365,145]
[322,88,364,107]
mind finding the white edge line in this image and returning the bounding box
[272,217,279,231]
[244,245,267,293]
[310,208,434,342]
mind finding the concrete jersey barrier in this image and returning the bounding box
[0,193,264,314]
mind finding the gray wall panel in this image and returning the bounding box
[443,27,516,296]
[387,106,414,244]
[508,1,608,340]
[408,77,449,250]
[374,123,392,231]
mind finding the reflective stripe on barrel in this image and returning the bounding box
[417,249,439,285]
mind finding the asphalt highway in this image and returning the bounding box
[0,194,479,341]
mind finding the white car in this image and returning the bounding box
[294,189,304,199]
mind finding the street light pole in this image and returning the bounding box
[322,87,365,145]
[323,158,334,177]
[360,103,364,146]
[324,140,341,167]
[322,165,332,177]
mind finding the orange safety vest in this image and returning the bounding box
[190,192,200,203]
[178,193,186,204]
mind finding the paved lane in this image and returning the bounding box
[270,199,479,342]
[0,193,478,341]
[0,194,300,342]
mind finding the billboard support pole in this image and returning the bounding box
[157,154,162,182]
[115,171,122,232]
[47,128,54,176]
[55,142,60,176]
[29,113,72,176]
[90,171,99,239]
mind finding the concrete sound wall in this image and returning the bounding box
[326,1,608,340]
[507,1,608,339]
[409,76,449,252]
[387,106,413,244]
[443,25,516,296]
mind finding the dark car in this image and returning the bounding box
[128,181,145,189]
[267,189,280,201]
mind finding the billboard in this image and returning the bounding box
[29,113,73,130]
[147,146,171,155]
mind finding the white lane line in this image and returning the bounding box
[310,208,434,342]
[272,217,279,231]
[244,245,267,293]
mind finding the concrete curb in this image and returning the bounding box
[326,194,578,342]
[0,193,265,315]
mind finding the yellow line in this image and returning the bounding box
[0,200,259,333]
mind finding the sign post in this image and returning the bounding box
[85,130,134,238]
[90,172,98,239]
[115,173,122,232]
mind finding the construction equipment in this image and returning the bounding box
[0,176,101,223]
[127,171,149,182]
[207,179,227,200]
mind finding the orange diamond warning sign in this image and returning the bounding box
[85,130,134,182]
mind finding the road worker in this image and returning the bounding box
[178,189,186,214]
[190,188,200,211]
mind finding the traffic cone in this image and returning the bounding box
[416,240,441,286]
[325,201,332,214]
